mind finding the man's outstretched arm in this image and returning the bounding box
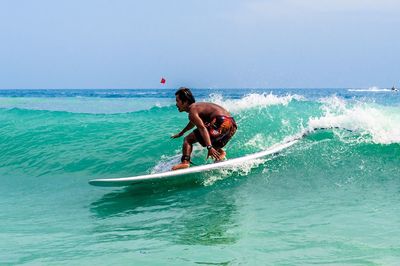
[171,121,195,138]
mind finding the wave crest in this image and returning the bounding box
[207,93,304,113]
[308,96,400,144]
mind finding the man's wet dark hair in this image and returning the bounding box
[175,87,196,105]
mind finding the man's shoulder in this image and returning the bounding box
[189,102,212,112]
[188,103,211,117]
[193,102,215,108]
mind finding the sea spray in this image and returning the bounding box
[308,96,400,144]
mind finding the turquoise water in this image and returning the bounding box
[1,88,399,264]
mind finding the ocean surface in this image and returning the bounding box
[1,88,399,265]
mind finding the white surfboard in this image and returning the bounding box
[89,139,298,187]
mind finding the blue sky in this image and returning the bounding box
[0,0,399,89]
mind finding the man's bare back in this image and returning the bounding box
[188,102,231,124]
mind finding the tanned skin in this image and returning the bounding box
[171,95,231,169]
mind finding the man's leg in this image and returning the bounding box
[216,148,226,161]
[213,123,236,162]
[172,132,198,170]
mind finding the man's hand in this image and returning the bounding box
[207,147,222,161]
[171,132,183,139]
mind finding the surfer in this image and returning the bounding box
[171,87,237,170]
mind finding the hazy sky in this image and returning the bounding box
[1,0,399,89]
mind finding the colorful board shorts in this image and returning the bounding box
[193,115,237,149]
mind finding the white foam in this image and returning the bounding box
[308,96,400,144]
[245,134,267,149]
[150,153,181,174]
[207,93,304,113]
[202,158,266,186]
[150,145,204,174]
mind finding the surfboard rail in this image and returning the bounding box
[89,139,298,187]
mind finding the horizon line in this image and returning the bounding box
[0,86,391,90]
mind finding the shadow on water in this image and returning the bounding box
[89,181,201,218]
[89,178,242,245]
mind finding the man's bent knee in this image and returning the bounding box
[184,135,196,145]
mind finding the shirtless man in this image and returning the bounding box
[171,87,237,170]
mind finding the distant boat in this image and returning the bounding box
[349,86,400,92]
[348,87,390,92]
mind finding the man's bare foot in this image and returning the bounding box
[215,149,226,162]
[172,162,190,171]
